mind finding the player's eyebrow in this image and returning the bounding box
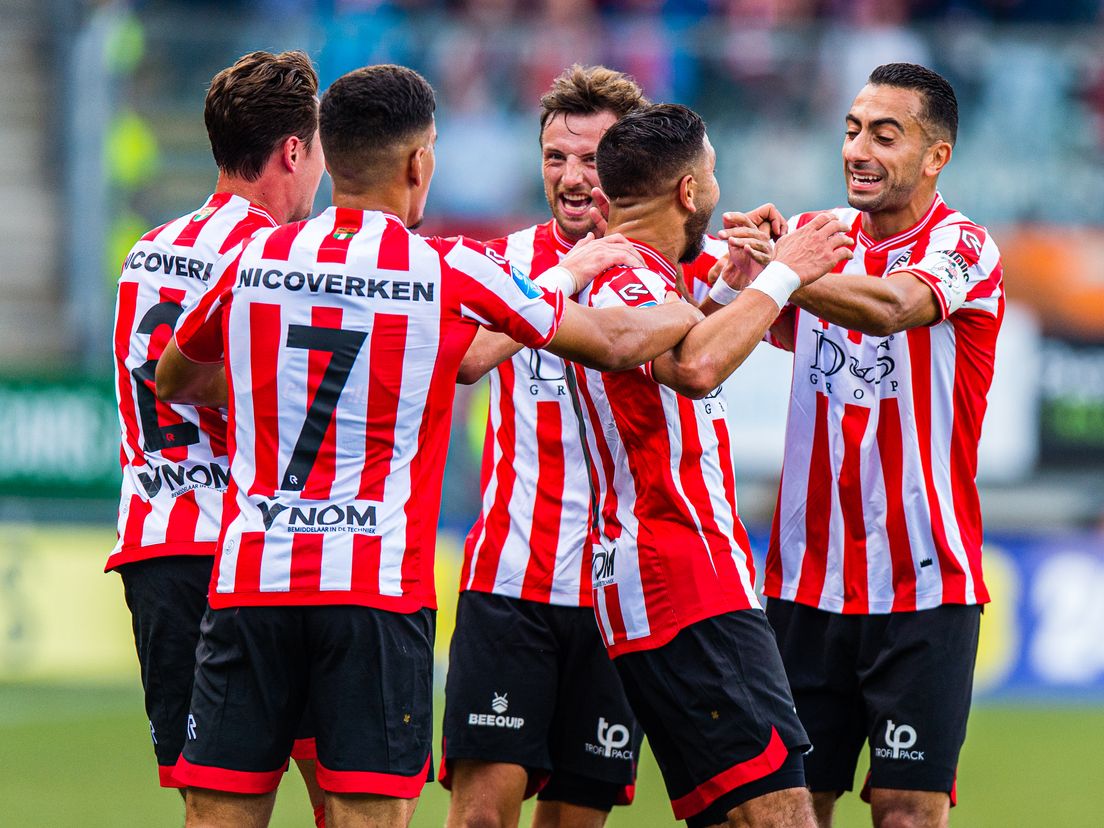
[846,113,905,133]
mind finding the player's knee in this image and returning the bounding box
[871,792,948,828]
[727,786,816,828]
[451,807,514,828]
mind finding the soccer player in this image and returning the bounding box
[107,50,327,821]
[574,103,853,828]
[441,65,651,828]
[722,63,1003,828]
[156,64,702,828]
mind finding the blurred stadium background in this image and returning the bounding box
[1,0,1103,825]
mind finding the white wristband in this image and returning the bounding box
[535,265,577,296]
[746,261,800,310]
[707,278,741,306]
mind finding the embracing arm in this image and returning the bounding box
[155,337,227,407]
[791,271,939,337]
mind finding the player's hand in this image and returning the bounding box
[664,290,705,324]
[773,213,854,285]
[586,186,610,238]
[719,204,787,241]
[559,232,644,293]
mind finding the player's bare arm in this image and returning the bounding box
[457,232,645,383]
[156,338,227,407]
[545,292,703,371]
[653,213,853,398]
[790,270,941,336]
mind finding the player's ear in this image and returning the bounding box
[678,173,696,213]
[280,135,300,173]
[925,140,952,178]
[408,145,428,188]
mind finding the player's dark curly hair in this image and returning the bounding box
[320,64,436,189]
[538,64,649,138]
[596,103,706,201]
[869,63,958,145]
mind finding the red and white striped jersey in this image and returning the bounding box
[108,193,277,571]
[574,240,761,657]
[764,194,1004,614]
[681,235,727,303]
[173,206,564,611]
[461,220,595,606]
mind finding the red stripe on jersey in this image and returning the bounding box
[377,217,410,271]
[838,403,872,613]
[248,303,282,497]
[351,534,382,593]
[199,408,228,457]
[714,418,756,583]
[907,325,965,603]
[359,314,409,501]
[795,392,832,606]
[115,281,144,464]
[468,360,517,592]
[122,494,153,552]
[262,221,308,262]
[153,287,190,463]
[233,531,266,594]
[301,306,344,501]
[289,532,324,592]
[165,490,201,545]
[763,477,785,597]
[219,215,266,255]
[140,221,172,243]
[319,208,363,264]
[531,223,565,276]
[603,582,629,648]
[574,366,622,540]
[173,192,233,248]
[519,401,565,602]
[876,397,917,611]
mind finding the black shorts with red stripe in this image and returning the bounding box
[175,603,435,796]
[767,599,980,804]
[613,609,809,828]
[440,592,642,810]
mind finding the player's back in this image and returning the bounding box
[109,193,276,570]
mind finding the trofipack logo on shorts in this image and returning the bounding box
[468,692,524,730]
[875,720,924,761]
[585,717,634,761]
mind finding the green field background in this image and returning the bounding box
[1,683,1101,827]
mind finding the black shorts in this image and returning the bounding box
[119,556,214,787]
[766,599,981,803]
[614,610,809,828]
[441,592,642,810]
[175,603,435,796]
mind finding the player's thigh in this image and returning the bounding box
[766,598,868,794]
[307,605,436,796]
[118,556,213,774]
[860,605,981,800]
[538,606,641,810]
[614,610,809,828]
[177,605,310,793]
[442,593,560,777]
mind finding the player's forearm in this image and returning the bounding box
[652,290,780,399]
[457,328,522,384]
[156,338,228,407]
[596,302,704,372]
[791,273,930,336]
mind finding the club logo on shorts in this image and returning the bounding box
[585,717,634,761]
[186,713,198,741]
[468,692,525,730]
[875,719,924,761]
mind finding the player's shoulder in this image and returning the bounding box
[590,264,667,308]
[790,206,860,230]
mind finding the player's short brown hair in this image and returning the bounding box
[869,63,958,146]
[597,103,706,201]
[320,64,436,190]
[204,50,319,181]
[538,64,649,137]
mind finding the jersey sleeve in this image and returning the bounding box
[173,245,244,363]
[682,235,727,303]
[890,222,1001,321]
[588,266,671,379]
[442,237,565,349]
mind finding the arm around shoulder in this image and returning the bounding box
[156,337,227,408]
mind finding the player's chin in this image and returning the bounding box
[554,211,594,239]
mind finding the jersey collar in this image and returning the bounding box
[627,238,679,286]
[548,219,577,255]
[856,192,944,253]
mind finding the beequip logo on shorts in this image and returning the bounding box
[875,720,924,761]
[468,692,524,730]
[585,717,634,761]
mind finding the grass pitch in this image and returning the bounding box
[0,683,1099,826]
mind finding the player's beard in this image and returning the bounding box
[847,157,924,215]
[679,204,713,263]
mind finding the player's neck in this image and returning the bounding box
[861,190,937,241]
[606,206,683,269]
[332,186,413,226]
[214,171,301,225]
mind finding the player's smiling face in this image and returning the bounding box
[842,84,933,216]
[541,110,619,241]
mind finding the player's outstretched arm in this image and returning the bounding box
[457,234,645,384]
[653,214,853,398]
[544,294,703,372]
[791,271,940,336]
[156,338,227,407]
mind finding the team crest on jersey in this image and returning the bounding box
[332,226,357,241]
[191,206,216,223]
[511,266,543,300]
